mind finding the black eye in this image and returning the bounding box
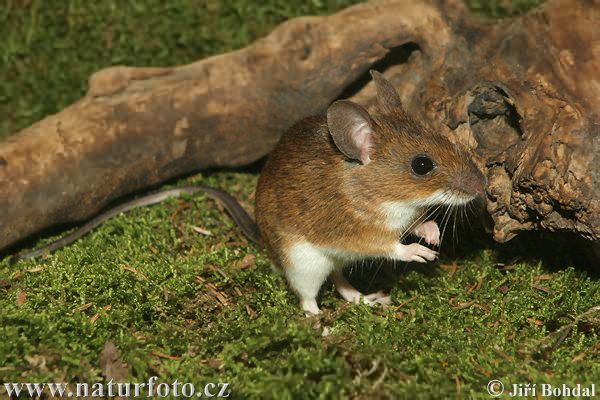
[411,155,435,176]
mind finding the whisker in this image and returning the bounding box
[466,202,474,223]
[438,202,453,251]
[368,258,383,290]
[462,206,470,232]
[398,194,448,243]
[400,206,435,240]
[452,205,458,251]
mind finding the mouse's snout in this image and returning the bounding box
[449,167,487,199]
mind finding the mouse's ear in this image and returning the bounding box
[370,70,404,115]
[327,100,374,165]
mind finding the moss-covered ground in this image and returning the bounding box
[2,0,599,398]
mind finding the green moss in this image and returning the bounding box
[465,0,545,18]
[2,171,598,397]
[3,0,598,399]
[0,0,363,139]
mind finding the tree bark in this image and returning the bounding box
[0,0,598,252]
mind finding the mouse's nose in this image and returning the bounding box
[450,168,486,197]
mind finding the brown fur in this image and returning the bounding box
[255,102,484,271]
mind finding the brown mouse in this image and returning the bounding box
[255,70,485,314]
[10,71,485,316]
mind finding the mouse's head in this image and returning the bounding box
[326,70,485,207]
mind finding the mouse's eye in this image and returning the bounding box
[411,155,435,176]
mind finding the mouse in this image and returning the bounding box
[10,70,485,315]
[254,70,485,314]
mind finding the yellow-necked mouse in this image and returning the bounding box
[11,71,485,315]
[255,70,485,314]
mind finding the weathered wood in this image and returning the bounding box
[0,1,440,251]
[416,0,600,242]
[0,0,598,252]
[336,0,599,242]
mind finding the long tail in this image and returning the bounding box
[10,186,261,264]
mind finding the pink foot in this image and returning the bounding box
[364,291,392,305]
[332,271,391,307]
[301,298,320,315]
[413,220,440,246]
[394,242,438,263]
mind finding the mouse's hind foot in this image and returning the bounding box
[363,291,392,305]
[301,298,320,315]
[332,270,391,307]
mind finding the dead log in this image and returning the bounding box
[0,0,598,253]
[429,0,600,242]
[346,0,600,242]
[0,1,430,251]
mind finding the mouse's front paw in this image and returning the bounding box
[393,242,438,263]
[413,220,440,246]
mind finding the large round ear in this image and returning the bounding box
[326,100,374,165]
[370,70,404,115]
